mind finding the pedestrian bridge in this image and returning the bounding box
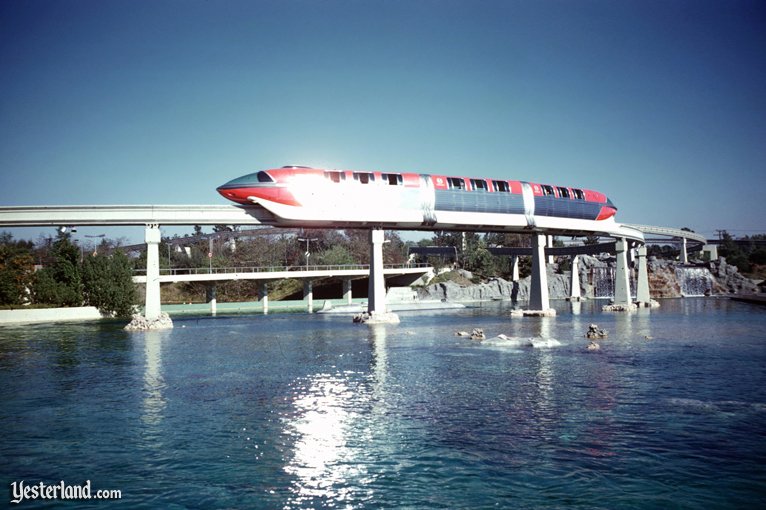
[132,263,430,284]
[131,263,432,314]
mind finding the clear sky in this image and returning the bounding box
[1,0,765,243]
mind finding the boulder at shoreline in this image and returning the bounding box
[124,312,174,331]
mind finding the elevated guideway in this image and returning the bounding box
[625,224,706,244]
[0,204,276,226]
[0,203,706,320]
[625,224,707,264]
[0,204,645,240]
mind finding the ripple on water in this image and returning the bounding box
[1,301,765,508]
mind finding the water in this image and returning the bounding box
[676,267,715,297]
[2,299,765,509]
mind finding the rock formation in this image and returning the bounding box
[413,255,759,304]
[585,324,608,339]
[708,258,759,294]
[415,271,572,302]
[124,312,173,331]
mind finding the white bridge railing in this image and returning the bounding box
[133,262,432,276]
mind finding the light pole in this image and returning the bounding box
[208,237,213,274]
[84,234,105,256]
[297,235,318,270]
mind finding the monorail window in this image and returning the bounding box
[257,171,274,183]
[573,189,585,200]
[492,180,510,192]
[470,179,487,191]
[541,185,555,196]
[381,173,403,186]
[324,171,345,183]
[447,177,465,190]
[557,187,570,199]
[353,172,374,184]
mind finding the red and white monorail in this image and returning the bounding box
[217,166,618,233]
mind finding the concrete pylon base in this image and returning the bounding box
[602,303,638,312]
[565,296,585,302]
[124,312,174,331]
[510,309,557,317]
[353,311,400,324]
[636,300,661,308]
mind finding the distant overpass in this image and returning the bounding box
[704,239,766,246]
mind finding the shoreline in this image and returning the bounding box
[0,294,751,326]
[0,306,103,325]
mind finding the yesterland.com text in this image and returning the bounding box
[10,480,121,504]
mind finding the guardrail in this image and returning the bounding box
[133,263,432,276]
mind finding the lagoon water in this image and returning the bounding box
[1,299,765,509]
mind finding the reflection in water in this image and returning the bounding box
[613,313,634,341]
[54,330,80,371]
[3,303,765,508]
[537,317,553,340]
[369,325,388,397]
[282,324,391,507]
[531,318,555,423]
[283,373,361,506]
[635,307,652,339]
[142,331,167,427]
[570,302,584,347]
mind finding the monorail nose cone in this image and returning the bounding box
[217,178,245,203]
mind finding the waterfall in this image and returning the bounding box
[591,267,615,299]
[589,266,637,299]
[675,266,714,297]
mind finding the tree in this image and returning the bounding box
[464,239,495,277]
[32,270,62,305]
[317,245,355,266]
[383,231,408,265]
[0,233,35,306]
[484,232,528,248]
[340,229,368,264]
[32,233,83,306]
[750,248,766,265]
[81,250,137,317]
[717,230,751,272]
[432,231,463,248]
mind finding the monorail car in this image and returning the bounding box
[217,166,618,233]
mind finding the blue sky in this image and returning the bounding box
[1,0,765,243]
